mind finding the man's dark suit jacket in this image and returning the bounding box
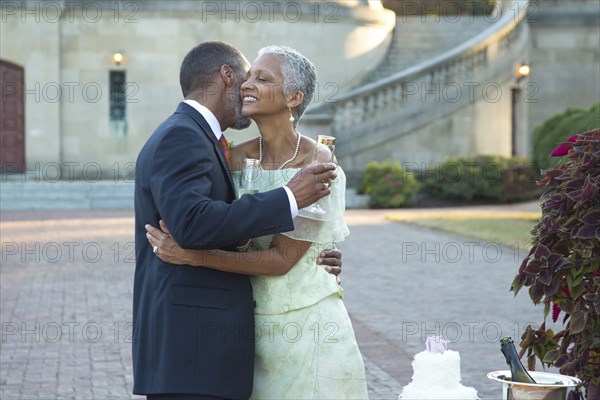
[133,102,294,398]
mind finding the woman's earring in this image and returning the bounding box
[288,107,295,123]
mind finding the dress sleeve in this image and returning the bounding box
[282,167,350,244]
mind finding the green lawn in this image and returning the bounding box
[407,218,537,250]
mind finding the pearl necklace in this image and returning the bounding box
[259,132,302,170]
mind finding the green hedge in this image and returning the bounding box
[420,155,540,203]
[359,161,420,208]
[532,103,600,174]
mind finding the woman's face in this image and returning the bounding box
[240,54,290,118]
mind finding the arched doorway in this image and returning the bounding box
[0,59,25,173]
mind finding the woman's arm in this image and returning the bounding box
[146,221,311,276]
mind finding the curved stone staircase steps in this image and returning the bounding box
[365,16,497,84]
[0,180,370,210]
[303,0,531,178]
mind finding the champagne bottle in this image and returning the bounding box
[500,337,536,384]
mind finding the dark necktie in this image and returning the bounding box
[218,135,231,168]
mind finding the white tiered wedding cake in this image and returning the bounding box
[399,337,479,400]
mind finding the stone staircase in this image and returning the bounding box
[363,16,496,84]
[0,179,370,210]
[1,2,531,212]
[302,0,531,177]
[0,180,135,210]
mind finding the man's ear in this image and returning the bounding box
[286,91,304,109]
[219,64,235,88]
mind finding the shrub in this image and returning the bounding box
[532,103,600,174]
[359,161,420,208]
[511,130,600,393]
[421,155,540,203]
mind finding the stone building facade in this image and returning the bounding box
[1,0,598,180]
[0,0,395,177]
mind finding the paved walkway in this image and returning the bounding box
[1,202,560,399]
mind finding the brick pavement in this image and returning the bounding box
[340,205,564,400]
[1,211,139,400]
[1,204,559,399]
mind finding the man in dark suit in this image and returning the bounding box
[133,41,339,399]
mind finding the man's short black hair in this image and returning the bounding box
[179,41,246,97]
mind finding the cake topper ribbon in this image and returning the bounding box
[425,336,448,354]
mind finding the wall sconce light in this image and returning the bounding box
[516,63,530,79]
[112,52,124,66]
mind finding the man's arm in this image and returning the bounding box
[146,222,343,278]
[145,221,308,275]
[150,125,336,250]
[150,125,293,249]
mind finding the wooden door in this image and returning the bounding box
[0,60,25,173]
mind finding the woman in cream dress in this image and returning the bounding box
[146,45,368,399]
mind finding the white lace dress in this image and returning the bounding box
[233,167,369,400]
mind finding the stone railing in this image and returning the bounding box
[303,0,531,180]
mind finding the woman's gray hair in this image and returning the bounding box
[257,45,317,125]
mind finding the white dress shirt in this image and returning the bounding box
[183,99,298,218]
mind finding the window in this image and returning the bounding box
[109,70,127,136]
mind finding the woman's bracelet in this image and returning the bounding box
[236,239,252,252]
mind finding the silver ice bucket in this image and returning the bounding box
[488,370,581,400]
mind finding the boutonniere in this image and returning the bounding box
[227,141,234,150]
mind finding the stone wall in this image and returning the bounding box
[527,1,600,132]
[0,0,395,177]
[2,0,596,181]
[302,0,533,185]
[364,15,497,84]
[303,0,600,185]
[325,54,528,185]
[0,8,61,167]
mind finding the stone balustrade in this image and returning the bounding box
[302,0,532,183]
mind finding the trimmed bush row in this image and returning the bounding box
[359,156,541,208]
